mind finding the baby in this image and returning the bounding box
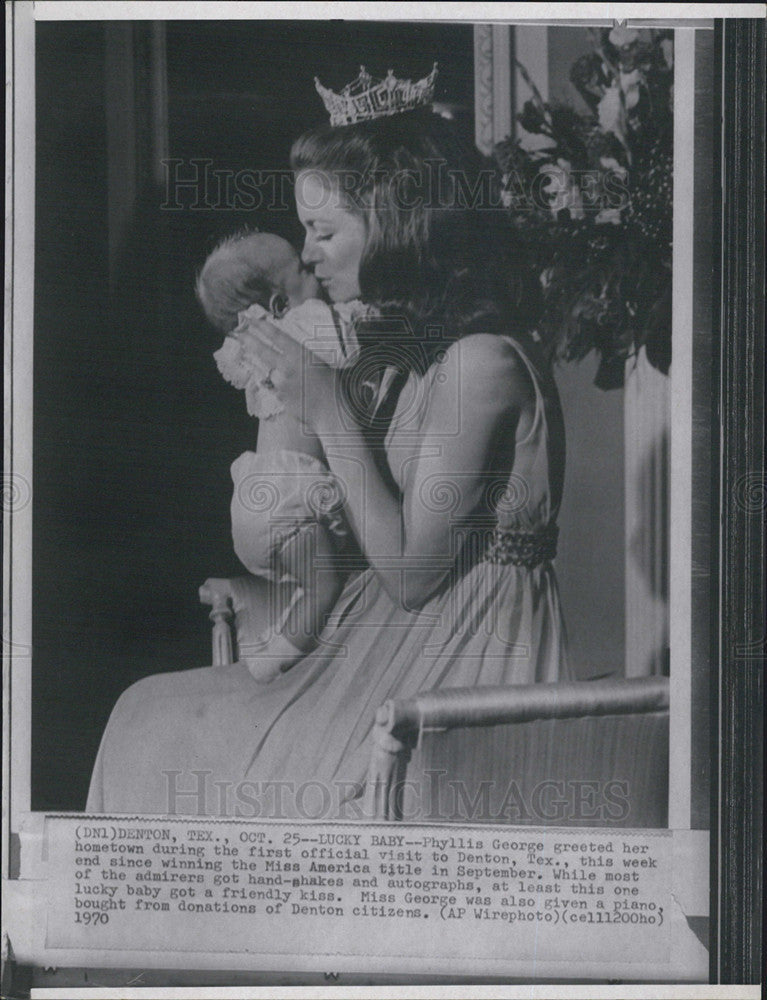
[197,230,363,681]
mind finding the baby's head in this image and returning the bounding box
[196,230,320,332]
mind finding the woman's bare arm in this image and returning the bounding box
[315,333,534,609]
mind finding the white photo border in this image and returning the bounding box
[3,2,764,993]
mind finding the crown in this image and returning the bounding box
[314,63,438,127]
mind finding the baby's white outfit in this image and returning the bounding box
[215,299,364,681]
[215,299,362,420]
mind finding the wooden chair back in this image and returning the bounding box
[365,678,669,828]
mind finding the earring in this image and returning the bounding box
[269,292,290,319]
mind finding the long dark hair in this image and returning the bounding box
[290,109,541,375]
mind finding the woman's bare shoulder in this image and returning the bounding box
[439,332,535,411]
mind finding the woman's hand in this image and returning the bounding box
[233,318,340,431]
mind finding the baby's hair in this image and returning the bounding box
[196,228,276,333]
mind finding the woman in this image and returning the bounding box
[87,94,569,819]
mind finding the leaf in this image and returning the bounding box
[569,52,607,111]
[492,29,673,388]
[517,100,550,137]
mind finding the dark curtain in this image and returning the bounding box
[32,19,473,810]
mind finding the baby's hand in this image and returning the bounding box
[232,306,276,366]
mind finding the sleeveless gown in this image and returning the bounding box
[86,335,570,816]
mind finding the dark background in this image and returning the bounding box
[32,20,474,810]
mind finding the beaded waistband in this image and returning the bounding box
[478,523,559,568]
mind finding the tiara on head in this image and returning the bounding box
[314,63,438,127]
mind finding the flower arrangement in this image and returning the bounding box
[494,26,674,389]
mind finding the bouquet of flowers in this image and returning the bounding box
[495,26,674,388]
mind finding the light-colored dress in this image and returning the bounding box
[86,333,569,817]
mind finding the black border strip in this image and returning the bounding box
[715,16,765,986]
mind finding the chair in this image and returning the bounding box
[364,677,669,827]
[201,580,669,829]
[198,578,238,667]
[199,574,292,666]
